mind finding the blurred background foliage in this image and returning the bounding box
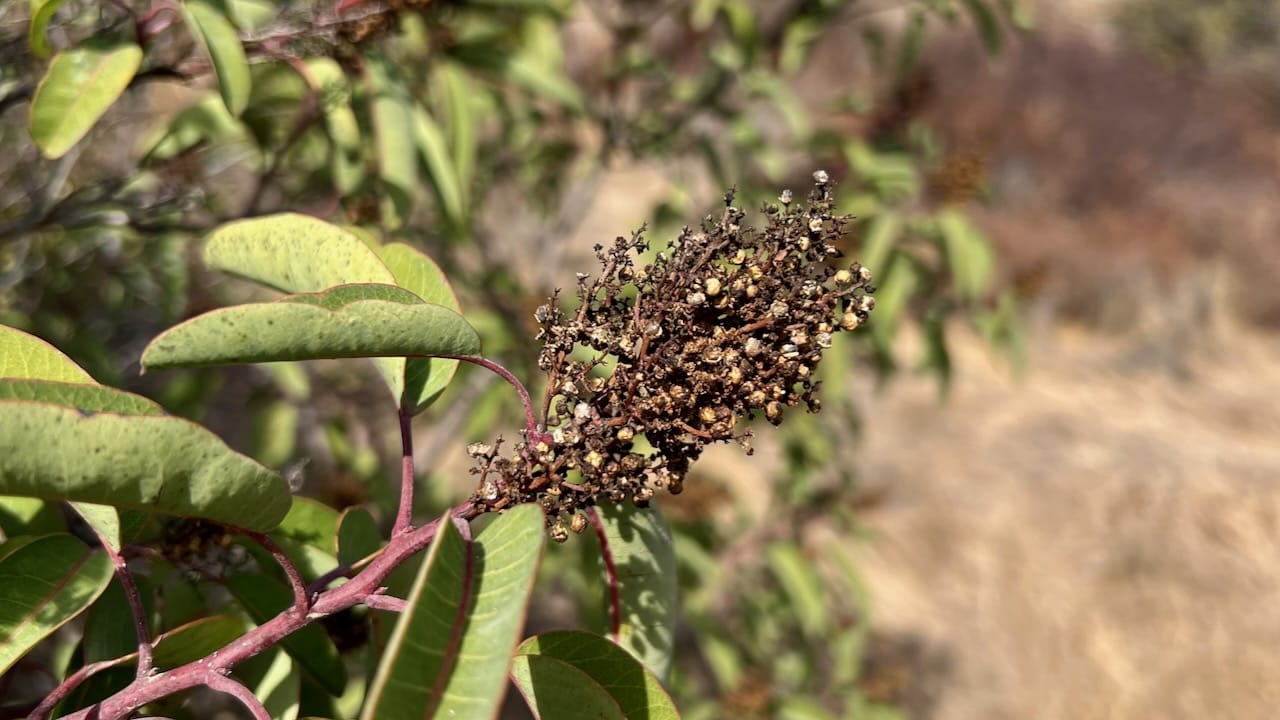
[17,0,1274,717]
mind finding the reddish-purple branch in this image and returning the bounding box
[205,674,270,720]
[237,529,310,613]
[451,356,552,447]
[49,506,471,720]
[394,408,416,536]
[587,506,622,639]
[362,593,406,613]
[72,509,154,678]
[28,657,134,720]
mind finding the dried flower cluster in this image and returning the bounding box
[467,173,875,540]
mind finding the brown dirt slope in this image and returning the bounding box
[850,315,1280,720]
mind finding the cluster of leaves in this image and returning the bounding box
[0,213,694,718]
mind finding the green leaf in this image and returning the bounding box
[857,213,901,280]
[365,54,417,229]
[962,0,1003,55]
[437,62,476,208]
[27,0,71,57]
[226,574,347,695]
[373,243,463,413]
[0,534,113,675]
[335,506,381,567]
[0,379,164,415]
[362,504,546,720]
[28,39,142,158]
[0,402,290,531]
[152,614,251,669]
[255,648,302,720]
[140,285,481,375]
[869,254,920,350]
[204,213,397,292]
[766,543,828,637]
[274,496,340,549]
[141,93,246,161]
[509,654,625,720]
[183,1,252,116]
[0,496,63,539]
[0,325,95,383]
[304,58,365,194]
[514,631,680,719]
[70,502,121,552]
[592,502,677,680]
[411,103,467,229]
[83,576,139,664]
[937,209,994,300]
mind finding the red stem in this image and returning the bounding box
[394,408,416,536]
[237,529,310,613]
[72,508,154,677]
[451,356,551,447]
[27,657,134,720]
[587,506,622,640]
[50,506,472,720]
[205,674,270,720]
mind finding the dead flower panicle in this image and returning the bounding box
[469,172,875,539]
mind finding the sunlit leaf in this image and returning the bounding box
[0,534,113,675]
[513,631,680,720]
[373,243,463,413]
[0,402,290,531]
[365,54,416,229]
[0,325,95,384]
[27,0,71,57]
[28,40,142,158]
[256,648,302,720]
[591,503,677,680]
[182,0,252,115]
[140,285,480,374]
[509,655,625,720]
[362,504,545,720]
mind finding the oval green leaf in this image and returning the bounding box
[0,402,290,531]
[140,285,481,372]
[182,0,251,116]
[153,614,252,670]
[0,534,113,675]
[274,496,340,549]
[303,58,364,195]
[374,244,462,413]
[411,103,465,230]
[335,506,381,567]
[204,213,397,292]
[226,574,347,695]
[514,631,680,720]
[0,324,93,384]
[509,654,626,720]
[29,40,143,159]
[28,0,72,57]
[362,504,546,720]
[365,54,416,229]
[592,502,677,680]
[0,379,163,415]
[256,648,302,720]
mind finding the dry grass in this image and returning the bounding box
[848,310,1280,720]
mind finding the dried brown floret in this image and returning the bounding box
[468,172,875,538]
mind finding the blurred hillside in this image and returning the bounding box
[617,1,1279,718]
[833,2,1280,719]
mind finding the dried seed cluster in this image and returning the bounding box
[468,173,875,540]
